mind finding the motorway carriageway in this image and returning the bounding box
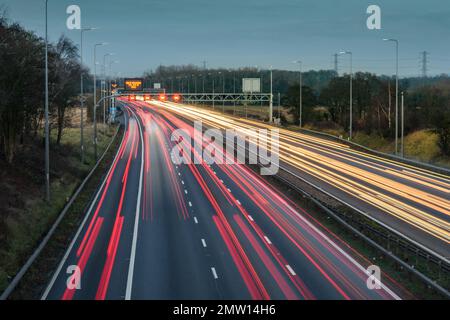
[42,99,404,300]
[150,101,450,262]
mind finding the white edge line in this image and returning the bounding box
[41,109,128,300]
[211,267,218,279]
[286,265,296,276]
[287,198,402,300]
[125,107,145,300]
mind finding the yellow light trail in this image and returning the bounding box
[148,101,450,244]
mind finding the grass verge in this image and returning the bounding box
[0,123,120,299]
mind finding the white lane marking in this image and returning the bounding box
[126,107,146,300]
[178,172,181,176]
[227,188,231,193]
[41,120,128,300]
[286,265,296,276]
[211,267,219,279]
[248,215,254,221]
[189,201,193,207]
[286,200,402,299]
[201,239,207,248]
[220,179,224,183]
[181,180,185,185]
[264,236,272,245]
[236,200,241,206]
[184,189,188,194]
[194,217,199,224]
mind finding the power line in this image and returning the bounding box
[420,51,429,78]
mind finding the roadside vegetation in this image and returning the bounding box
[0,12,107,293]
[0,118,116,293]
[145,64,450,167]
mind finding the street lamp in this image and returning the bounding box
[219,71,225,113]
[270,66,273,123]
[401,92,405,157]
[102,53,114,127]
[233,72,236,114]
[93,43,108,160]
[108,60,119,118]
[78,27,97,166]
[293,60,303,127]
[44,0,50,201]
[383,38,399,155]
[339,51,353,139]
[209,73,215,110]
[79,27,96,164]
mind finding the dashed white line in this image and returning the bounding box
[286,265,296,276]
[248,215,254,221]
[211,267,219,279]
[181,180,185,185]
[227,188,231,193]
[184,189,188,194]
[188,201,193,207]
[178,172,181,176]
[264,236,272,245]
[201,239,207,248]
[194,217,199,224]
[236,200,241,206]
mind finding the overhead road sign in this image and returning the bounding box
[124,78,144,92]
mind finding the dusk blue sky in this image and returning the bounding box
[2,0,450,77]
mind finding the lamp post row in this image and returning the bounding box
[44,1,114,201]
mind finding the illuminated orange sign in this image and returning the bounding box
[124,78,143,92]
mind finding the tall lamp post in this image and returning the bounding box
[401,92,405,157]
[102,53,114,126]
[44,0,50,201]
[93,43,107,161]
[269,66,273,123]
[293,60,303,127]
[383,38,399,155]
[339,51,353,139]
[107,60,119,120]
[80,27,96,163]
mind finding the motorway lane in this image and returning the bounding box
[43,108,144,300]
[42,99,401,300]
[130,101,400,300]
[150,101,450,261]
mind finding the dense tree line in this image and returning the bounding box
[285,72,450,156]
[143,65,336,95]
[144,64,450,156]
[0,15,84,163]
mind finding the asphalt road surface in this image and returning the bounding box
[42,100,402,300]
[150,101,450,262]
